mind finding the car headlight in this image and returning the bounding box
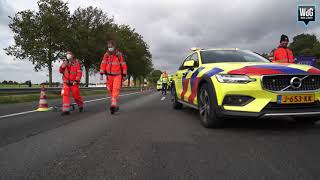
[215,74,256,84]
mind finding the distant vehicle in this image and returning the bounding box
[171,48,320,128]
[157,75,173,91]
[157,79,162,91]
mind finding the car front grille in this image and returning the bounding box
[262,75,320,92]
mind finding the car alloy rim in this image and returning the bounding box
[199,89,210,123]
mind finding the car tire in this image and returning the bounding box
[198,83,224,128]
[171,83,183,109]
[293,117,319,125]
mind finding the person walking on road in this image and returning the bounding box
[161,71,169,95]
[100,40,128,114]
[272,34,294,63]
[59,51,84,115]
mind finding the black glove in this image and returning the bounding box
[122,75,128,81]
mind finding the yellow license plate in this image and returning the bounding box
[277,94,315,104]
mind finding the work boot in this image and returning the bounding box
[110,106,116,114]
[79,106,84,112]
[61,111,70,116]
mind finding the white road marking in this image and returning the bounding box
[84,97,108,103]
[161,97,166,101]
[0,91,142,119]
[0,110,37,119]
[84,92,140,103]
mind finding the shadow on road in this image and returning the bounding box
[180,107,320,133]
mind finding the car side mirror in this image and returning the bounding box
[183,60,195,68]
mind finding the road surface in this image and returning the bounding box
[1,90,320,180]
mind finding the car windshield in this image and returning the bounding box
[200,50,270,64]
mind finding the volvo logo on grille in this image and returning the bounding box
[290,77,302,89]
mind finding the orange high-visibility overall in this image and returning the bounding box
[59,59,83,112]
[273,47,294,63]
[100,50,128,107]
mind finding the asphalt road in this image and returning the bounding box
[1,90,320,180]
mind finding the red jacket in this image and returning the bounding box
[100,50,128,76]
[273,47,294,63]
[59,59,82,84]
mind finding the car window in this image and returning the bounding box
[200,50,270,64]
[178,54,192,70]
[191,52,199,67]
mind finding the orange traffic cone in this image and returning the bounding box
[36,87,49,112]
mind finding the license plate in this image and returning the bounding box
[277,94,315,104]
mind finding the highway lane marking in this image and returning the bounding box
[161,97,166,101]
[0,91,142,119]
[84,91,140,103]
[0,110,39,119]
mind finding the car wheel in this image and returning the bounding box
[293,117,319,125]
[171,83,183,109]
[198,83,224,128]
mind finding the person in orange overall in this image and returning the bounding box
[273,34,294,63]
[100,40,128,114]
[59,51,84,115]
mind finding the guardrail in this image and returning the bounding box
[0,86,148,95]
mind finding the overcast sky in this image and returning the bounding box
[0,0,319,83]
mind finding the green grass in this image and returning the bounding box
[0,86,147,104]
[0,90,109,104]
[0,93,59,104]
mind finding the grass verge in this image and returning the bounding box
[0,90,110,104]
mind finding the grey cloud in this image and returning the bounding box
[114,0,320,73]
[0,0,14,25]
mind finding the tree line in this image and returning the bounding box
[289,33,320,59]
[0,80,63,87]
[4,0,153,87]
[1,80,20,85]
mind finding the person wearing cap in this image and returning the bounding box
[100,40,128,114]
[272,34,294,63]
[59,51,84,115]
